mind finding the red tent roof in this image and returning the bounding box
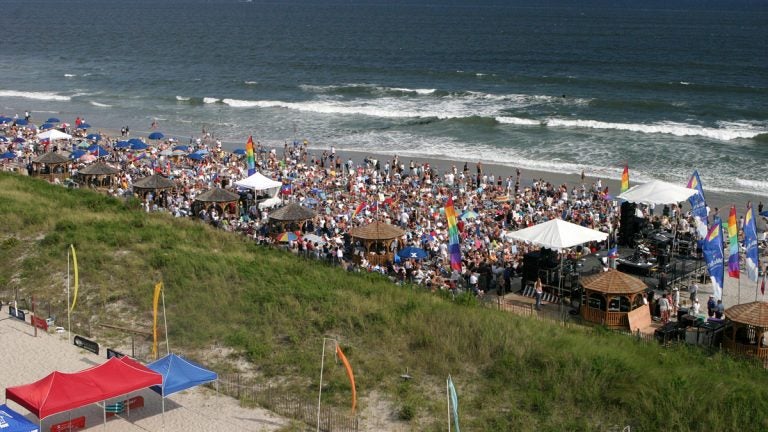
[5,356,162,419]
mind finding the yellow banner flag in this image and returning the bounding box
[336,343,357,412]
[152,282,163,359]
[69,244,79,313]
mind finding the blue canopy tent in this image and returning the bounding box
[147,354,218,417]
[0,404,39,432]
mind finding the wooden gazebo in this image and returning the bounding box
[30,152,70,182]
[723,301,768,361]
[193,187,241,217]
[268,203,317,232]
[131,174,176,201]
[348,221,406,266]
[76,162,119,188]
[580,269,649,330]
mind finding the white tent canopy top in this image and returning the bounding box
[234,171,282,191]
[36,129,72,141]
[505,218,608,251]
[617,180,697,205]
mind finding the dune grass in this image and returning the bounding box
[1,172,767,431]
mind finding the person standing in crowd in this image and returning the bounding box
[715,300,725,319]
[689,282,698,303]
[534,277,543,311]
[707,295,716,318]
[659,293,670,324]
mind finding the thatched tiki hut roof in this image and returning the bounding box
[581,269,647,294]
[76,162,120,188]
[30,151,70,181]
[193,187,241,216]
[580,269,648,329]
[348,221,406,267]
[268,203,317,233]
[724,301,768,361]
[348,221,405,241]
[132,174,176,191]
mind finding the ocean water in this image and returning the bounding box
[1,0,766,195]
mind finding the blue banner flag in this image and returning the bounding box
[448,376,460,432]
[686,170,708,241]
[702,223,724,300]
[744,205,759,282]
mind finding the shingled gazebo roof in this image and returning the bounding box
[349,221,406,241]
[78,162,119,175]
[132,174,176,190]
[725,301,768,327]
[581,269,647,294]
[269,203,316,222]
[194,187,240,203]
[33,152,69,164]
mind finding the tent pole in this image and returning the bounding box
[162,396,166,430]
[67,247,71,343]
[103,402,106,430]
[316,337,328,432]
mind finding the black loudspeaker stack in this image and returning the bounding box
[619,201,637,246]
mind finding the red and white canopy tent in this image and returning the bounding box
[5,356,161,427]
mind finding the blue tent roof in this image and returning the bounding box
[146,353,217,397]
[0,404,39,432]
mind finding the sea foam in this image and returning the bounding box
[0,90,70,101]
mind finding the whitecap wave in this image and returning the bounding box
[496,116,766,140]
[64,74,77,78]
[388,87,436,95]
[203,97,220,104]
[176,96,191,101]
[89,101,111,108]
[0,90,70,101]
[243,81,258,85]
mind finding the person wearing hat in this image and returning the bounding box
[707,295,717,318]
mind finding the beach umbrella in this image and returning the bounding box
[460,210,480,221]
[398,246,428,260]
[85,133,101,141]
[14,119,28,126]
[46,117,60,123]
[13,137,25,144]
[130,141,148,150]
[77,123,91,129]
[276,232,301,242]
[69,149,87,159]
[148,132,165,140]
[87,144,109,157]
[0,117,12,124]
[0,136,8,142]
[172,145,190,152]
[171,149,186,156]
[0,151,16,160]
[40,123,55,130]
[760,211,768,217]
[232,148,246,155]
[195,149,209,155]
[187,152,206,161]
[114,140,130,149]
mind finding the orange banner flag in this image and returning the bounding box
[152,282,163,359]
[336,343,357,412]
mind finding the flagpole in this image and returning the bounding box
[67,246,71,343]
[317,337,328,432]
[162,286,170,355]
[446,377,451,432]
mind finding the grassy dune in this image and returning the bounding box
[1,172,767,431]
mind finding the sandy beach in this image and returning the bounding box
[0,304,289,432]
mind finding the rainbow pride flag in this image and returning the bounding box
[445,196,462,271]
[703,223,724,299]
[246,135,255,176]
[620,164,629,193]
[727,206,739,278]
[744,204,759,283]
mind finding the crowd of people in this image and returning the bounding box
[0,117,719,298]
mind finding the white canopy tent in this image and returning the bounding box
[505,218,608,251]
[617,180,697,205]
[36,129,72,141]
[234,171,282,191]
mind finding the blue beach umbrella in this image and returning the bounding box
[46,117,60,123]
[0,117,12,124]
[0,136,8,142]
[114,140,130,149]
[69,149,87,159]
[148,132,164,140]
[232,148,246,155]
[77,123,91,129]
[397,246,428,260]
[173,145,190,152]
[13,137,25,144]
[0,151,16,160]
[40,123,55,130]
[85,133,101,141]
[130,141,148,150]
[187,152,206,161]
[14,119,28,126]
[87,144,109,157]
[761,211,768,217]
